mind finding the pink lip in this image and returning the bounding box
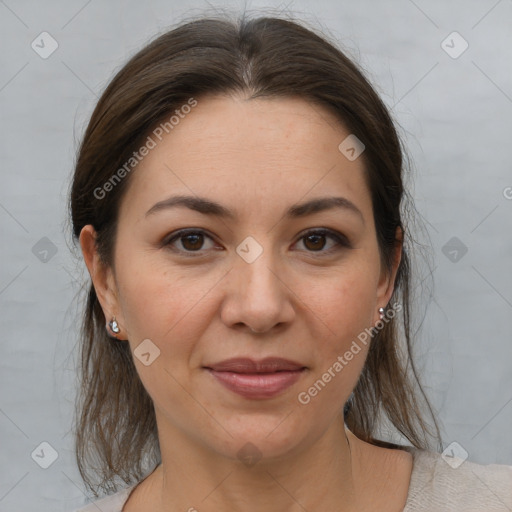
[204,357,307,399]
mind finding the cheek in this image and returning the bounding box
[114,260,219,411]
[115,252,222,356]
[294,270,377,415]
[304,263,379,344]
[298,259,379,385]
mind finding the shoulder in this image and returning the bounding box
[401,446,512,511]
[73,486,135,512]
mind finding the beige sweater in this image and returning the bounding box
[75,447,512,511]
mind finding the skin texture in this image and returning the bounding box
[80,94,412,511]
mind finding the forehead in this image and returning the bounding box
[119,95,372,223]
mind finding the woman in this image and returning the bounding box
[70,14,512,511]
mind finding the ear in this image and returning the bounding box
[79,224,123,337]
[375,226,403,321]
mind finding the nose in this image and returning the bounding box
[220,248,295,335]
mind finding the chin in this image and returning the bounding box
[206,413,317,464]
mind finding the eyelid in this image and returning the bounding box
[294,228,352,255]
[163,227,351,256]
[162,228,221,253]
[296,227,351,248]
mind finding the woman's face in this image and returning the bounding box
[83,94,400,461]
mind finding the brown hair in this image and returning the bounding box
[69,12,441,496]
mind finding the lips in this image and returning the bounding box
[205,357,305,373]
[204,357,307,399]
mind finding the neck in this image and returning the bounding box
[150,413,362,512]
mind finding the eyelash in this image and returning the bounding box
[163,228,351,257]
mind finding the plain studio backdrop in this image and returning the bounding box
[0,0,511,510]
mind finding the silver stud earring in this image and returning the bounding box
[108,316,120,334]
[378,307,385,320]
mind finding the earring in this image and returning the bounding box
[108,316,120,334]
[378,307,385,320]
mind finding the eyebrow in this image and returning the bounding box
[145,194,364,223]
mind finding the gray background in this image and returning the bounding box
[1,0,511,510]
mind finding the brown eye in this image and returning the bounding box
[296,229,350,255]
[180,233,204,251]
[303,233,327,251]
[164,229,217,255]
